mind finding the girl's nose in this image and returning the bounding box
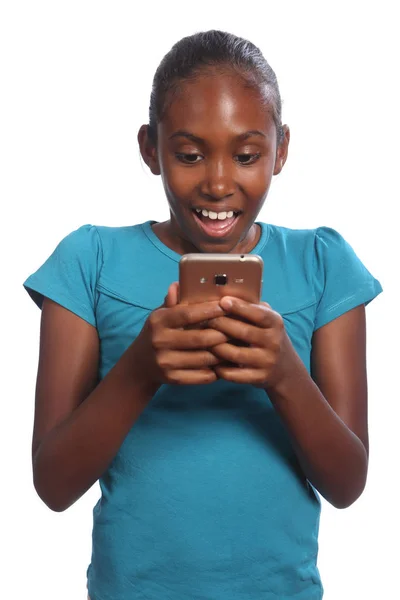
[200,159,236,200]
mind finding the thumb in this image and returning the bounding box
[163,282,180,308]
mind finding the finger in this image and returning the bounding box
[157,350,220,370]
[208,316,265,346]
[155,328,229,350]
[214,365,266,385]
[165,369,218,385]
[211,343,266,367]
[164,282,180,308]
[219,297,278,327]
[161,301,226,329]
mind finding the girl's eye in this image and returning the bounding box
[236,153,261,165]
[175,153,203,164]
[175,152,261,165]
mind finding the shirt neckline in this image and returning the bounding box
[141,221,270,262]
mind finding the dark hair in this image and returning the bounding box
[148,30,284,147]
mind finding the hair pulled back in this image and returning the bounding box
[148,30,284,146]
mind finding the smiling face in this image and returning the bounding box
[139,71,290,254]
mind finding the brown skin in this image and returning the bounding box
[32,72,368,512]
[33,292,229,511]
[209,296,368,508]
[138,73,289,255]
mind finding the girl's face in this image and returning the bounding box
[139,72,290,254]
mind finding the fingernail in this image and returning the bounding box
[220,297,233,309]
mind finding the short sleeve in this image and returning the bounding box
[313,226,383,330]
[23,224,103,327]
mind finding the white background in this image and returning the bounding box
[1,1,398,598]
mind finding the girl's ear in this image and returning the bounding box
[273,124,290,175]
[138,125,161,175]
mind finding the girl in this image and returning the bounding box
[24,30,382,600]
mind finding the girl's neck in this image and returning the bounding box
[151,220,261,255]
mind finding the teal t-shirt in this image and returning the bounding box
[23,221,382,600]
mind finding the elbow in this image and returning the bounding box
[331,493,362,510]
[33,472,71,513]
[320,449,369,509]
[43,498,70,513]
[330,443,369,509]
[329,468,368,510]
[32,448,73,513]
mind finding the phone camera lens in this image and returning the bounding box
[214,274,228,286]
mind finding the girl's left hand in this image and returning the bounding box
[208,296,293,389]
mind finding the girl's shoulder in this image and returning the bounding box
[259,221,369,267]
[262,221,342,246]
[257,221,382,326]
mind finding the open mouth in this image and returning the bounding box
[192,208,241,238]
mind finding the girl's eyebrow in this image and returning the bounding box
[168,130,267,143]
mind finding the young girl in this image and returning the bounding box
[24,30,382,600]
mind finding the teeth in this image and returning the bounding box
[196,208,236,220]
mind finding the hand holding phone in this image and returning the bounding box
[130,282,229,386]
[179,254,263,345]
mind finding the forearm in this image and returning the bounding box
[33,346,160,512]
[265,343,368,509]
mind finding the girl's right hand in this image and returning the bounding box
[131,282,229,386]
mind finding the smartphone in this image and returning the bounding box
[179,253,263,304]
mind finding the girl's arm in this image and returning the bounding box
[210,299,369,509]
[266,304,369,509]
[32,293,227,512]
[31,298,158,512]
